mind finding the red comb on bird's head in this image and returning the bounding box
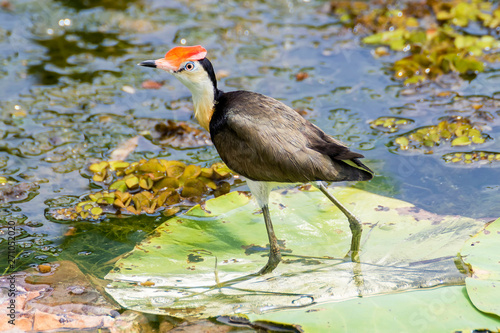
[164,45,207,69]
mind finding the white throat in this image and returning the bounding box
[175,71,215,131]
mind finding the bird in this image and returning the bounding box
[139,45,373,274]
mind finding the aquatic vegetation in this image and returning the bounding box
[443,151,500,165]
[366,27,497,84]
[331,0,500,84]
[153,120,211,147]
[369,117,414,133]
[0,178,39,204]
[0,0,498,330]
[50,159,236,221]
[393,117,488,152]
[429,0,500,28]
[105,188,500,328]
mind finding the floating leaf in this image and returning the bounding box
[461,218,500,317]
[370,117,414,133]
[471,136,485,144]
[343,1,500,82]
[113,199,127,209]
[444,151,500,166]
[163,206,181,217]
[156,189,173,207]
[139,177,153,190]
[115,191,131,204]
[125,176,139,189]
[404,75,425,85]
[89,161,109,174]
[90,207,103,216]
[181,178,205,198]
[105,187,488,320]
[213,163,232,179]
[200,167,214,178]
[138,159,166,173]
[394,136,409,149]
[164,161,186,178]
[395,118,487,152]
[153,177,179,191]
[247,286,500,332]
[109,161,129,171]
[109,180,127,192]
[140,281,156,287]
[451,136,471,146]
[92,173,106,182]
[181,165,201,180]
[50,159,236,220]
[38,264,52,273]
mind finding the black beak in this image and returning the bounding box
[138,60,157,68]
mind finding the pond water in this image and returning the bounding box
[1,0,499,280]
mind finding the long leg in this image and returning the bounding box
[246,179,282,274]
[259,204,282,274]
[315,182,362,262]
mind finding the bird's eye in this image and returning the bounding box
[184,61,195,71]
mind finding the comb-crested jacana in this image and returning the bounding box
[139,45,373,274]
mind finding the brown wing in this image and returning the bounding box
[210,91,373,183]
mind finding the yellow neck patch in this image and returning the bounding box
[193,98,214,131]
[175,67,216,131]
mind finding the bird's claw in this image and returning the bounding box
[258,253,281,275]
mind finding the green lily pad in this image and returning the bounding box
[461,218,500,317]
[105,187,488,320]
[245,285,500,332]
